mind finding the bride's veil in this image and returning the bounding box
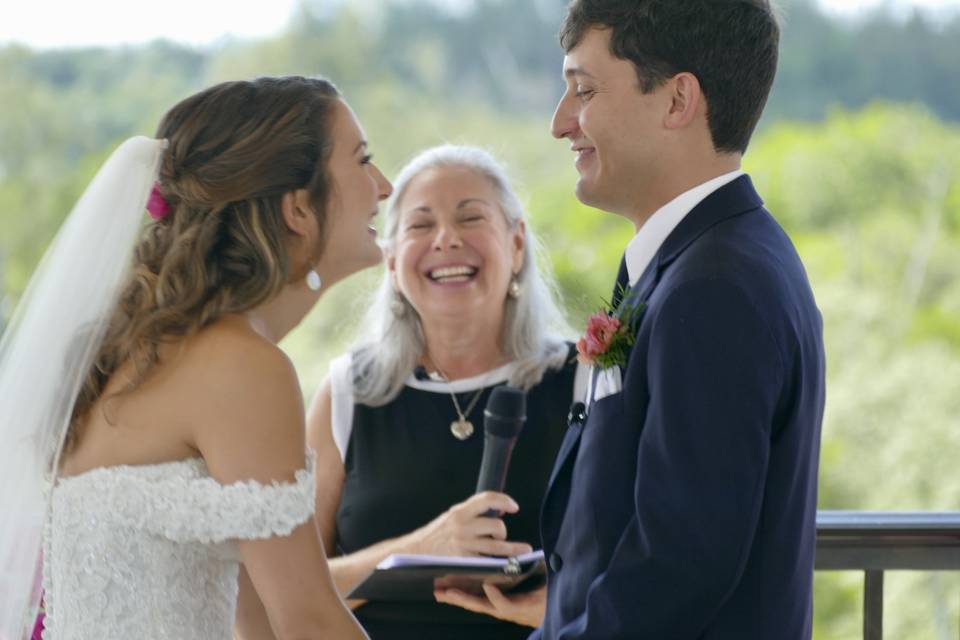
[0,136,166,639]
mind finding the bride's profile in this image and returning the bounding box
[0,75,391,639]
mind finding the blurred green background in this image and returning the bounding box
[2,0,959,636]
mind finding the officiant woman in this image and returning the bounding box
[306,145,585,640]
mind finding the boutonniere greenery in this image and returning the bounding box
[576,285,645,370]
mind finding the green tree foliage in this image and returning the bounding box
[772,0,960,123]
[745,106,960,638]
[1,2,959,635]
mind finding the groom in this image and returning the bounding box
[437,0,824,636]
[533,1,825,638]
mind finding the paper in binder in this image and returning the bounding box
[347,550,546,602]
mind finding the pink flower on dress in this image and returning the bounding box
[576,312,622,366]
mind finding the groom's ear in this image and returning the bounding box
[664,72,703,131]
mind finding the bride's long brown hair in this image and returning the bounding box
[65,76,341,453]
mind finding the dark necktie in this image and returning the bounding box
[610,255,630,309]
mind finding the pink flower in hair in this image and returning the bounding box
[31,609,44,640]
[146,183,171,220]
[30,590,45,640]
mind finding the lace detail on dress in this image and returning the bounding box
[53,452,316,544]
[41,451,316,640]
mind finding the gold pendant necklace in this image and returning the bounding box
[435,367,485,441]
[450,416,476,441]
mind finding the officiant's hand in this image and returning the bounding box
[405,491,533,558]
[435,583,546,628]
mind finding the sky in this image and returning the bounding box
[0,0,957,50]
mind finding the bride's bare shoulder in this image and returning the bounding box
[168,317,308,483]
[192,316,290,364]
[171,316,300,409]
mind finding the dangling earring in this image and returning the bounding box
[305,269,322,291]
[390,291,407,316]
[508,276,522,299]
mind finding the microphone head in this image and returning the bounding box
[483,385,526,438]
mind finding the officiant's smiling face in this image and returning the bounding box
[551,27,671,222]
[389,166,524,323]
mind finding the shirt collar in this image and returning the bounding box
[405,361,516,393]
[624,169,745,285]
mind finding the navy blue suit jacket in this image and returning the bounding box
[532,176,825,639]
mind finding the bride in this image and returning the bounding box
[0,76,391,639]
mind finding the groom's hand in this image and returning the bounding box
[434,583,546,628]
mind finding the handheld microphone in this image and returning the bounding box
[476,385,527,517]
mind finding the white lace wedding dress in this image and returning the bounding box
[40,452,315,640]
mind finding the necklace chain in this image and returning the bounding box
[434,367,484,440]
[435,366,485,421]
[450,385,485,421]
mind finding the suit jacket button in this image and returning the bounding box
[549,552,563,572]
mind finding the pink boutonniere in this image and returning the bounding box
[576,285,644,370]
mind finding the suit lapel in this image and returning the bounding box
[655,174,763,270]
[540,227,664,528]
[540,175,765,537]
[540,416,583,543]
[621,255,659,314]
[544,418,583,496]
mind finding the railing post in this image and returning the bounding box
[864,570,883,640]
[817,511,960,639]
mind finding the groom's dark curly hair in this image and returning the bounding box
[560,0,780,154]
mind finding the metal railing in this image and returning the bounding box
[816,511,960,640]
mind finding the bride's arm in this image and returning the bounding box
[192,335,367,640]
[235,566,276,640]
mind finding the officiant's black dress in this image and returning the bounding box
[335,346,577,640]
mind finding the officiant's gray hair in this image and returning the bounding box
[351,145,572,406]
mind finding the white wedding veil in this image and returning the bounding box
[0,136,166,639]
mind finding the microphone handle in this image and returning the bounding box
[476,434,518,517]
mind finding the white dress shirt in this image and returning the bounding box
[624,170,745,285]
